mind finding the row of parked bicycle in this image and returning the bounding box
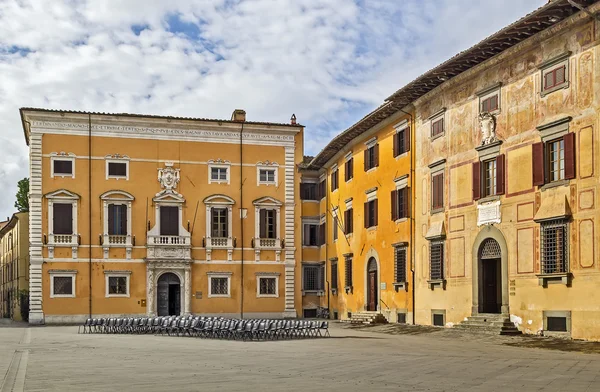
[78,315,330,341]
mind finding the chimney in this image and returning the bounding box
[231,109,246,122]
[290,114,297,125]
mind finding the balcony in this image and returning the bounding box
[149,235,190,246]
[206,237,233,248]
[255,237,282,249]
[49,233,78,246]
[146,234,191,261]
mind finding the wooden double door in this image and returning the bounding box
[157,273,181,316]
[366,258,378,312]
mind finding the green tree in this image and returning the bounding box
[14,177,29,212]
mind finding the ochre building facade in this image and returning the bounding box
[0,212,29,321]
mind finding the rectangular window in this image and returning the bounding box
[391,188,409,221]
[331,169,339,191]
[431,118,444,137]
[331,262,338,290]
[541,219,568,274]
[258,277,277,296]
[364,200,378,228]
[481,94,499,113]
[431,173,444,211]
[300,183,318,200]
[483,159,497,197]
[532,133,575,186]
[108,162,127,178]
[393,128,410,157]
[395,247,407,283]
[430,241,444,280]
[318,180,326,199]
[53,203,73,235]
[259,209,276,239]
[544,65,566,91]
[364,144,379,171]
[52,276,74,296]
[303,265,323,291]
[210,277,229,296]
[259,169,276,184]
[210,167,228,182]
[303,224,318,246]
[548,138,565,182]
[344,208,353,235]
[345,257,353,287]
[211,208,228,238]
[107,276,128,296]
[345,158,353,181]
[53,159,73,176]
[108,204,127,236]
[160,206,179,236]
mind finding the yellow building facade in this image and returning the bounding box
[21,108,304,324]
[0,212,30,321]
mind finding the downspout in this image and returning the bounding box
[397,107,415,325]
[88,114,92,319]
[325,170,330,314]
[239,122,245,319]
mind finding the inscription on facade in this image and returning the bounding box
[477,200,501,226]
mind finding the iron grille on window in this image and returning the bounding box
[331,262,338,290]
[345,257,353,287]
[108,277,127,295]
[480,238,501,260]
[53,276,73,295]
[259,278,276,295]
[303,265,322,291]
[395,247,407,283]
[211,277,228,295]
[430,241,444,280]
[541,219,568,274]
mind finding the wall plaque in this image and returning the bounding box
[477,200,501,226]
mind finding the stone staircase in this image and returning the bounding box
[343,311,388,325]
[454,313,521,335]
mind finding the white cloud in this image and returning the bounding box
[0,0,542,218]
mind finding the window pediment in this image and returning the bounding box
[154,192,185,204]
[45,189,80,200]
[204,194,235,205]
[253,196,282,206]
[100,190,134,201]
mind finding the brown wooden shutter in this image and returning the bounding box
[330,172,334,192]
[402,187,410,218]
[160,206,178,236]
[364,202,369,228]
[496,154,505,195]
[319,223,326,245]
[391,190,398,220]
[374,144,379,167]
[303,225,310,246]
[271,211,277,239]
[344,210,349,233]
[364,150,368,171]
[53,203,73,235]
[472,161,481,201]
[373,199,378,226]
[563,132,576,180]
[300,183,307,200]
[259,209,266,238]
[108,204,115,235]
[119,205,127,235]
[393,133,399,157]
[335,170,339,189]
[532,142,545,186]
[349,158,353,178]
[405,128,410,152]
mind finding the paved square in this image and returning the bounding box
[2,323,600,391]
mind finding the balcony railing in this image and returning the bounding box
[255,237,281,249]
[148,235,190,246]
[207,237,233,248]
[108,235,128,245]
[49,234,78,246]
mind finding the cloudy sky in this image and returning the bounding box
[0,0,542,218]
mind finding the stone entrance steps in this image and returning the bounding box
[454,313,521,335]
[342,311,388,325]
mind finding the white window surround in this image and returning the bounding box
[204,194,235,261]
[104,270,131,298]
[302,218,320,248]
[539,51,571,97]
[207,272,232,298]
[105,154,130,180]
[364,136,377,148]
[256,272,280,298]
[50,152,75,178]
[394,119,409,132]
[256,160,279,186]
[344,151,353,162]
[365,187,378,202]
[345,197,353,210]
[100,190,134,260]
[394,174,409,190]
[208,159,231,184]
[476,82,502,114]
[45,189,79,259]
[49,269,77,298]
[253,196,282,261]
[429,108,446,139]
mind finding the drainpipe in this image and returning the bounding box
[239,122,245,319]
[88,114,93,319]
[397,107,415,325]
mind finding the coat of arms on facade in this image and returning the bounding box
[157,162,181,195]
[479,112,497,146]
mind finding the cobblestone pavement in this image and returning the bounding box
[2,322,600,392]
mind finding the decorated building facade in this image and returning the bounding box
[0,212,29,321]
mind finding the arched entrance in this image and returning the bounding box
[157,273,181,316]
[478,239,501,313]
[472,226,509,315]
[366,257,378,311]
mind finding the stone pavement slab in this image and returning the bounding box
[1,323,600,391]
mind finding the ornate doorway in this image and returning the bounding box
[157,272,181,316]
[366,257,378,311]
[478,238,502,314]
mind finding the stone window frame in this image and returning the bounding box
[536,117,573,190]
[50,152,76,179]
[104,270,131,298]
[364,187,378,231]
[208,160,231,185]
[256,272,280,298]
[100,190,134,259]
[393,119,410,159]
[105,155,130,181]
[207,272,232,298]
[543,310,571,337]
[539,51,571,97]
[429,108,446,140]
[45,189,80,259]
[429,159,446,214]
[343,253,353,293]
[49,269,77,298]
[301,262,324,294]
[302,217,320,248]
[330,163,339,192]
[332,207,339,242]
[392,242,409,291]
[476,82,502,115]
[364,137,379,173]
[256,161,279,186]
[344,151,354,182]
[393,175,410,223]
[536,218,571,287]
[431,309,446,327]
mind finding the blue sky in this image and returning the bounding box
[0,0,542,218]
